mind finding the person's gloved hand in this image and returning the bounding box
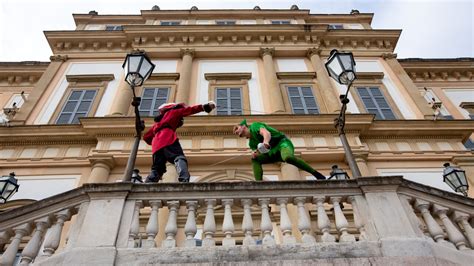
[257,143,270,154]
[203,101,216,113]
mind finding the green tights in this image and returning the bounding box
[251,144,316,181]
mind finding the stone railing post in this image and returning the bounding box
[453,211,474,248]
[0,223,31,266]
[19,217,50,265]
[202,199,217,247]
[433,204,468,250]
[222,199,235,246]
[294,197,316,244]
[163,201,180,248]
[414,199,454,248]
[0,230,12,253]
[241,199,256,245]
[145,200,161,248]
[314,196,335,242]
[184,201,198,247]
[259,198,275,246]
[42,209,71,256]
[347,196,367,241]
[128,200,143,248]
[331,197,355,242]
[277,198,296,244]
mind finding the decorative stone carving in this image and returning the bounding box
[49,55,68,62]
[259,47,275,57]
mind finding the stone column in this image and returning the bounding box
[354,152,370,177]
[87,156,115,183]
[175,48,195,103]
[108,73,132,116]
[382,53,433,119]
[280,162,301,180]
[452,156,474,198]
[260,48,285,113]
[307,47,340,113]
[14,55,68,124]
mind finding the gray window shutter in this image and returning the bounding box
[56,89,97,124]
[357,87,396,120]
[139,88,170,117]
[216,88,242,115]
[287,86,319,114]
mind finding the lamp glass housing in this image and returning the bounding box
[122,52,156,87]
[443,163,468,195]
[328,165,350,180]
[0,173,19,203]
[325,49,356,85]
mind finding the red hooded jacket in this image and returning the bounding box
[143,104,204,153]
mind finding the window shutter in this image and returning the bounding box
[357,87,396,120]
[56,89,97,124]
[287,86,319,114]
[139,88,170,117]
[216,88,242,115]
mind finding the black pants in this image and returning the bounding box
[152,140,186,176]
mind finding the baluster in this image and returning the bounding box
[331,197,355,242]
[184,201,198,247]
[314,197,335,242]
[19,217,50,265]
[128,200,143,248]
[347,196,367,241]
[453,211,474,248]
[222,199,235,246]
[277,198,296,244]
[241,199,256,245]
[294,197,315,244]
[43,209,71,256]
[163,201,180,248]
[259,198,275,246]
[0,230,12,252]
[414,199,454,248]
[433,204,468,250]
[0,224,31,266]
[145,200,161,248]
[202,199,216,247]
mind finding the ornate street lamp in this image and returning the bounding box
[122,50,155,181]
[131,169,143,183]
[328,165,350,180]
[0,172,19,203]
[443,163,468,196]
[325,49,361,178]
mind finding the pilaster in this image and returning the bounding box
[260,47,285,113]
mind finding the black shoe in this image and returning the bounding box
[313,171,326,180]
[145,170,161,183]
[178,177,190,183]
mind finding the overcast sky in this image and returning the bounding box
[0,0,472,62]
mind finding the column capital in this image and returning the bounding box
[180,48,195,58]
[354,152,369,161]
[381,53,398,60]
[49,55,68,62]
[89,156,115,170]
[306,47,322,58]
[259,47,275,58]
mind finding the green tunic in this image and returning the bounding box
[248,122,292,157]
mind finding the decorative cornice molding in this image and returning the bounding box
[148,73,180,81]
[49,55,69,62]
[381,53,397,59]
[260,47,275,57]
[66,74,115,83]
[276,72,317,80]
[204,72,252,81]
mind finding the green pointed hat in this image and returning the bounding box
[239,119,248,126]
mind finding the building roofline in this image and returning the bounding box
[398,58,474,62]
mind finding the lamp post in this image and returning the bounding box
[0,172,19,203]
[325,49,361,178]
[122,50,155,181]
[443,163,469,196]
[328,165,350,180]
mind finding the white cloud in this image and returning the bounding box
[0,0,472,61]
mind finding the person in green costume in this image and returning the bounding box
[233,119,326,181]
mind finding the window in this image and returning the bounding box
[357,87,396,119]
[287,86,319,114]
[216,20,236,25]
[328,24,344,30]
[215,88,242,115]
[105,25,123,31]
[56,90,97,124]
[160,21,181,26]
[271,20,291,25]
[139,88,169,117]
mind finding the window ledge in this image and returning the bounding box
[276,72,316,79]
[205,72,252,81]
[149,73,180,80]
[66,74,115,83]
[356,72,385,80]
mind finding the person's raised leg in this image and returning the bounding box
[280,144,326,180]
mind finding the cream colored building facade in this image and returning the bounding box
[0,6,474,265]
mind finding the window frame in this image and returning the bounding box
[214,87,244,115]
[205,73,251,115]
[160,21,181,26]
[215,20,237,25]
[138,87,171,117]
[285,85,320,115]
[105,25,123,31]
[328,24,344,30]
[271,20,291,25]
[49,74,113,124]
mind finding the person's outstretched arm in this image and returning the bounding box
[179,101,215,117]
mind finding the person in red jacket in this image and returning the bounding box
[143,101,215,183]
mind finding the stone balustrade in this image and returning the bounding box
[0,176,473,265]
